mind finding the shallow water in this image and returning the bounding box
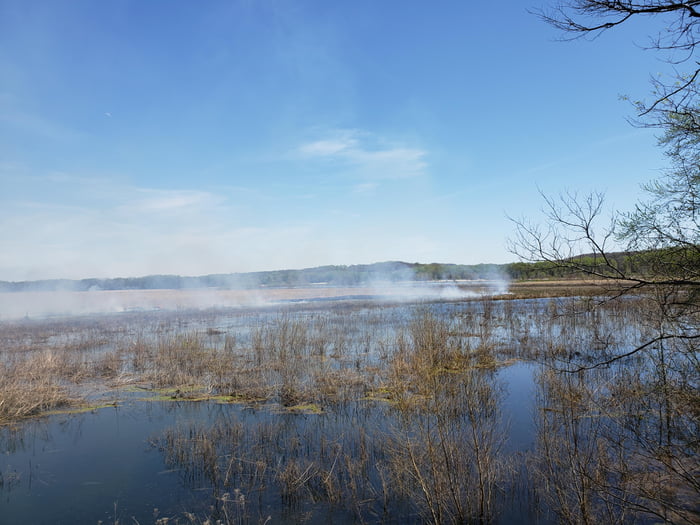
[0,293,676,524]
[4,374,542,525]
[1,362,541,524]
[1,401,188,524]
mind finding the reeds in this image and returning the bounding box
[0,290,697,524]
[0,352,77,423]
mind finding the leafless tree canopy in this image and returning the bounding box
[511,1,700,371]
[537,1,699,50]
[535,1,700,117]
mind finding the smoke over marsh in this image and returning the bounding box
[0,261,510,319]
[0,280,509,320]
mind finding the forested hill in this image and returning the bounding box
[0,261,507,292]
[0,251,670,292]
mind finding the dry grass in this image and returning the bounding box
[500,279,635,299]
[0,354,78,423]
[1,284,697,524]
[0,287,644,424]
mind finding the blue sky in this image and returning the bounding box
[0,1,675,280]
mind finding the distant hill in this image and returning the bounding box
[0,261,508,292]
[0,251,673,292]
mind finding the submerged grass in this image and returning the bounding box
[1,287,697,524]
[42,401,119,417]
[0,291,645,424]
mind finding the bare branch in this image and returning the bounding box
[561,333,700,372]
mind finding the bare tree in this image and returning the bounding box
[535,2,699,129]
[512,4,700,522]
[511,1,700,368]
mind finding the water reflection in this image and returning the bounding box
[1,295,695,524]
[0,364,540,524]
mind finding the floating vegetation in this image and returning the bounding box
[0,292,697,524]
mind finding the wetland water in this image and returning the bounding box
[0,287,696,524]
[1,365,537,525]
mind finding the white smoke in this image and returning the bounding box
[0,265,511,320]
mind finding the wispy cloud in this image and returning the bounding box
[299,137,356,156]
[122,189,224,214]
[0,175,239,279]
[352,182,379,194]
[298,129,428,180]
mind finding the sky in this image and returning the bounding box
[0,1,679,281]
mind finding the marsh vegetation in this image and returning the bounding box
[0,289,697,524]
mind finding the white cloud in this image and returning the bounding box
[298,129,428,180]
[0,155,456,281]
[0,177,240,280]
[299,138,355,156]
[122,189,224,214]
[353,182,379,193]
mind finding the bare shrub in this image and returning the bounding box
[387,368,507,524]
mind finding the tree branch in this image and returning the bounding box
[562,333,700,372]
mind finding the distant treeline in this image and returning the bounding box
[0,261,506,292]
[0,252,681,292]
[508,247,700,281]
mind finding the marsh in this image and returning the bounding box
[0,285,697,524]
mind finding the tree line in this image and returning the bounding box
[1,253,685,292]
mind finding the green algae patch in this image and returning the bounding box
[43,401,119,417]
[131,386,268,404]
[130,385,208,401]
[143,391,209,402]
[167,393,262,404]
[121,385,152,393]
[153,385,204,396]
[362,386,397,403]
[215,393,269,404]
[362,395,396,404]
[283,403,324,414]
